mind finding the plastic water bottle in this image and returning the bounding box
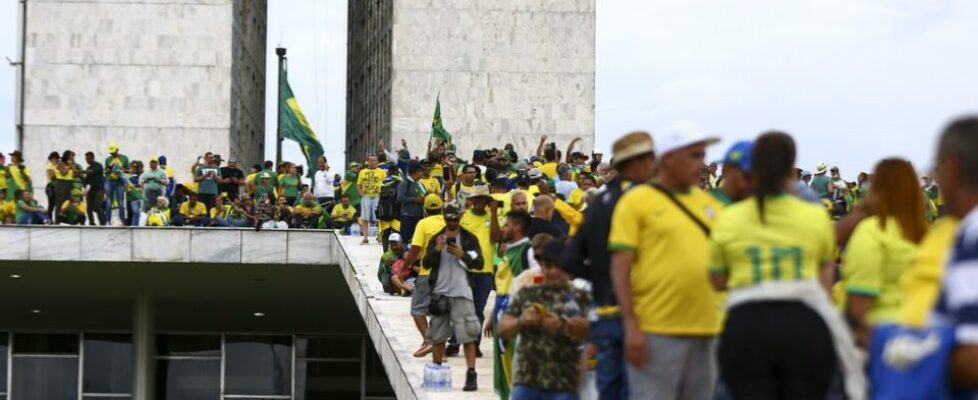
[349,223,360,237]
[423,362,437,391]
[368,221,378,238]
[439,363,452,391]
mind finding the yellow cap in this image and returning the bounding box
[424,194,444,210]
[108,143,119,152]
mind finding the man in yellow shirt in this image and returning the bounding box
[401,194,446,357]
[357,155,387,244]
[329,194,358,232]
[609,123,722,400]
[292,192,322,229]
[452,184,500,357]
[536,135,560,179]
[418,161,443,198]
[176,192,209,227]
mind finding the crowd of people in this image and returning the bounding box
[364,117,978,400]
[3,115,977,399]
[0,145,358,230]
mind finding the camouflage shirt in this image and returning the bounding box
[505,284,591,392]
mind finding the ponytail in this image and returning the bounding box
[751,132,796,224]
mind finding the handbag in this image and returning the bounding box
[429,294,451,316]
[869,324,956,400]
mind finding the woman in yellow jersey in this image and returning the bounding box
[841,159,928,342]
[709,132,864,399]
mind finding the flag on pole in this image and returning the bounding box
[431,94,452,145]
[279,65,325,179]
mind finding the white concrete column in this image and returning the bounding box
[132,294,155,400]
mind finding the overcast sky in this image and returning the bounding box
[2,1,977,178]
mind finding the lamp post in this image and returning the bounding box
[275,47,287,166]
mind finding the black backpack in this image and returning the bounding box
[376,183,400,221]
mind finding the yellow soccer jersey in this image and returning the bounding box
[842,216,921,325]
[709,195,835,290]
[609,185,723,336]
[899,217,957,327]
[419,177,442,198]
[461,209,493,273]
[411,214,446,276]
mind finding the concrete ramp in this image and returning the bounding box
[336,235,498,400]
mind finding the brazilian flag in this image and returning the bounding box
[279,65,325,179]
[431,94,452,145]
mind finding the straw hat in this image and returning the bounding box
[611,131,655,166]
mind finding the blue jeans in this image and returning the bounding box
[172,215,211,227]
[471,273,493,346]
[591,315,628,400]
[128,200,143,226]
[104,179,127,223]
[216,217,247,227]
[511,385,578,400]
[18,211,50,225]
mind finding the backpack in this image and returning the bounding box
[376,183,400,221]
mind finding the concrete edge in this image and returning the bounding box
[333,231,421,400]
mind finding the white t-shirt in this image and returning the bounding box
[313,169,333,198]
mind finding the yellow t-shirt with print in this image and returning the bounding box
[411,214,446,276]
[841,216,921,325]
[900,217,957,327]
[357,167,386,197]
[419,177,442,197]
[609,185,723,336]
[709,195,835,290]
[461,209,493,273]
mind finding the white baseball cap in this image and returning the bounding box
[655,121,721,157]
[388,233,402,242]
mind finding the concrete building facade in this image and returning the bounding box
[346,0,596,162]
[0,226,397,400]
[17,0,266,194]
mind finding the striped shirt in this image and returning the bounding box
[933,207,978,345]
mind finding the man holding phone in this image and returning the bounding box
[449,184,500,358]
[421,202,484,392]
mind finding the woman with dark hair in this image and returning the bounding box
[841,158,927,345]
[708,131,864,399]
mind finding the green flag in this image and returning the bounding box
[431,95,452,145]
[279,65,325,179]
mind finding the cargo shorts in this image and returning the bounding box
[426,297,480,345]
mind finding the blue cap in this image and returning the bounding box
[158,155,168,166]
[721,141,752,173]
